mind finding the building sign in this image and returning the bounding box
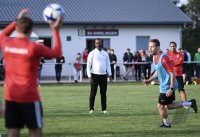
[78,29,118,36]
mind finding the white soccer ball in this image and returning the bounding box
[43,3,64,22]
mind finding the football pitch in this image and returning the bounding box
[0,83,199,137]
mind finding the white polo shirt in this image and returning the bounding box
[87,48,111,77]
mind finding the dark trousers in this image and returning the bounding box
[111,64,114,79]
[82,64,87,78]
[55,67,62,82]
[89,74,107,111]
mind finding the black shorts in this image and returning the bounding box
[5,100,43,129]
[158,92,175,105]
[176,76,185,92]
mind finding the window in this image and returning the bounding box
[136,36,150,51]
[39,37,52,48]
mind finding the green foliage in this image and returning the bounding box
[0,83,199,137]
[180,0,200,58]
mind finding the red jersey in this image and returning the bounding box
[167,51,183,76]
[82,51,88,63]
[0,22,62,103]
[154,52,173,74]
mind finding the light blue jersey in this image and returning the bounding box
[153,53,178,93]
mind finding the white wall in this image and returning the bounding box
[34,25,182,77]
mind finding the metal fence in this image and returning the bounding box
[1,61,199,83]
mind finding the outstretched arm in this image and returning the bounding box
[143,71,157,85]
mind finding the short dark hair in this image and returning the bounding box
[149,39,160,47]
[16,16,33,34]
[169,41,177,47]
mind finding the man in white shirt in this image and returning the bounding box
[87,38,112,114]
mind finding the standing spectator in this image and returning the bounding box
[167,42,187,101]
[194,48,200,78]
[110,49,117,79]
[134,51,142,81]
[73,53,81,83]
[143,39,197,128]
[123,48,134,80]
[55,56,65,83]
[185,50,192,84]
[82,48,88,78]
[140,49,148,79]
[87,38,111,114]
[35,39,45,86]
[146,51,153,79]
[38,57,45,86]
[0,9,62,137]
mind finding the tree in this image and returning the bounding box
[180,0,200,58]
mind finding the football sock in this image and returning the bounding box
[163,118,170,126]
[182,101,192,107]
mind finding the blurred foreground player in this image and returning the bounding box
[0,8,62,137]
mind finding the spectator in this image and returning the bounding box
[73,53,81,83]
[146,51,153,79]
[134,51,142,81]
[194,48,200,78]
[38,57,45,86]
[140,49,148,79]
[167,42,187,101]
[55,56,65,83]
[110,49,117,79]
[123,48,134,80]
[82,48,88,78]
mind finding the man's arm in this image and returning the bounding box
[143,71,157,84]
[87,52,92,80]
[106,53,112,77]
[34,17,62,59]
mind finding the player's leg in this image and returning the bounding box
[7,129,20,137]
[99,75,107,112]
[23,101,43,137]
[89,74,99,112]
[157,103,171,127]
[176,76,187,101]
[168,100,197,113]
[5,101,24,137]
[29,128,42,137]
[158,93,174,127]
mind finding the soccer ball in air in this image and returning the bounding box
[43,3,64,22]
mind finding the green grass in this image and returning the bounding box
[0,83,199,137]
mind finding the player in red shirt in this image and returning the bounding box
[0,9,62,137]
[167,41,187,101]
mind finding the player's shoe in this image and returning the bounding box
[103,110,108,114]
[89,110,94,114]
[160,123,171,128]
[190,99,198,113]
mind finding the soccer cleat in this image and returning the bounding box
[89,110,94,114]
[190,99,198,113]
[160,123,171,128]
[103,110,108,114]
